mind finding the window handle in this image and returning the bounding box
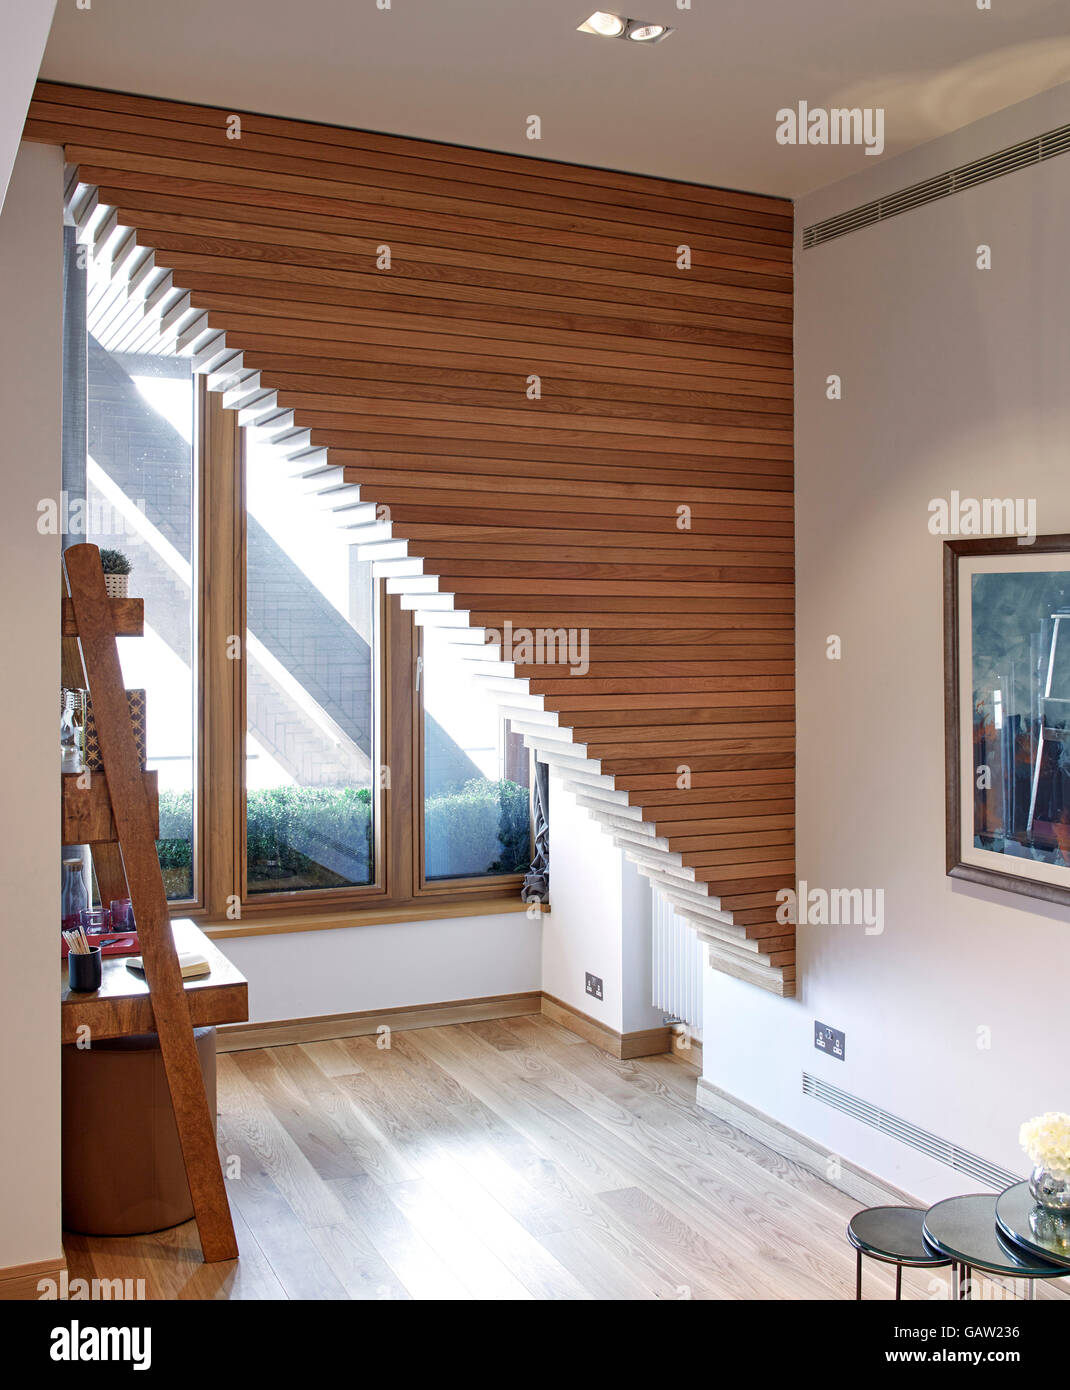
[415,655,423,692]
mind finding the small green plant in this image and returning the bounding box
[99,548,133,575]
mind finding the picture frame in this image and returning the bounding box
[944,534,1070,907]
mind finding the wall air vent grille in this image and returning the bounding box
[801,1073,1022,1191]
[802,122,1070,248]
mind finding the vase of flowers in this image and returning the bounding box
[1019,1112,1070,1213]
[99,548,133,598]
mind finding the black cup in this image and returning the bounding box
[68,946,102,993]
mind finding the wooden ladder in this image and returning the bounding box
[62,543,237,1263]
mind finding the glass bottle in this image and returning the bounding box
[61,858,89,932]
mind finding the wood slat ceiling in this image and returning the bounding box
[27,81,795,995]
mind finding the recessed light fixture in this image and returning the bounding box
[578,10,627,37]
[577,12,673,43]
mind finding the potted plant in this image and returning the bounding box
[99,548,133,598]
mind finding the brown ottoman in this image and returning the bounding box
[62,1027,217,1236]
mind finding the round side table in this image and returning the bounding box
[923,1193,1067,1300]
[847,1206,952,1299]
[994,1182,1070,1270]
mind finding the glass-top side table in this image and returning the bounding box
[923,1193,1068,1300]
[995,1182,1070,1270]
[847,1206,951,1300]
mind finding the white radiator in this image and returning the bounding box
[651,886,703,1031]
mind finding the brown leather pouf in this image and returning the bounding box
[62,1027,217,1236]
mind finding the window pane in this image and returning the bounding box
[82,341,197,901]
[422,624,531,880]
[244,438,375,894]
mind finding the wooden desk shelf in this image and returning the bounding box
[62,769,159,844]
[62,595,144,637]
[61,919,248,1046]
[61,543,239,1262]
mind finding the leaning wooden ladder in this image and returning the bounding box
[62,542,237,1263]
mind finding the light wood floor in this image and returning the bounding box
[63,1014,1069,1300]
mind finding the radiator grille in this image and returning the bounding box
[802,1072,1022,1190]
[802,121,1070,248]
[652,887,703,1029]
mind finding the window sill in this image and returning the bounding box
[200,895,549,940]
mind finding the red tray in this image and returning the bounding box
[61,930,140,959]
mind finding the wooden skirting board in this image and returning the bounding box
[540,993,674,1061]
[695,1077,918,1209]
[217,991,543,1052]
[0,1256,67,1302]
[217,990,691,1062]
[669,1035,703,1072]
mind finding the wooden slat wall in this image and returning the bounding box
[26,82,795,995]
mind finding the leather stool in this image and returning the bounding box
[62,1026,217,1236]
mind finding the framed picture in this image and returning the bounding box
[944,535,1070,906]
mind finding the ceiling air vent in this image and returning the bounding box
[802,1072,1022,1191]
[802,121,1070,249]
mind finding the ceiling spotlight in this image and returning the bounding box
[578,14,674,43]
[578,11,628,36]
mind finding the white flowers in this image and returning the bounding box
[1019,1112,1070,1177]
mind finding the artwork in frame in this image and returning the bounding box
[944,534,1070,907]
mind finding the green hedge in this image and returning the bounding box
[425,778,531,878]
[247,785,373,886]
[155,779,530,897]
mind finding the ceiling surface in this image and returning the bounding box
[38,0,1070,198]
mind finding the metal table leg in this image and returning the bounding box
[856,1247,862,1300]
[895,1263,902,1300]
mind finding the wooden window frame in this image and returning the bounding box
[184,387,529,931]
[100,349,204,917]
[412,621,530,901]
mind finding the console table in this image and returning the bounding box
[60,918,247,1045]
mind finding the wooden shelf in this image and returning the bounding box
[62,595,143,637]
[61,542,238,1262]
[61,919,248,1045]
[62,769,158,844]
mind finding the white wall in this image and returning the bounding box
[703,83,1070,1203]
[0,141,64,1270]
[222,911,541,1024]
[542,770,663,1035]
[0,1,56,214]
